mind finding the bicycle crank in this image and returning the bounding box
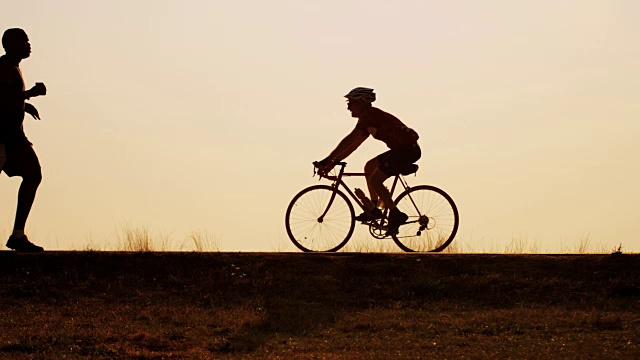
[369,223,390,239]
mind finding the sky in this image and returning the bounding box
[1,0,638,252]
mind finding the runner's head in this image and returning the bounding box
[345,87,375,118]
[2,28,31,59]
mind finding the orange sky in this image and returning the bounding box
[1,1,638,252]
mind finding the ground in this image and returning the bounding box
[0,252,638,359]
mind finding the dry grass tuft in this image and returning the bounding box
[110,225,221,252]
[116,226,158,252]
[505,236,528,254]
[576,234,592,254]
[612,243,624,255]
[181,230,221,252]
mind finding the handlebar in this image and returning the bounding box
[312,161,347,179]
[313,161,347,168]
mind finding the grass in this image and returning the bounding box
[180,230,221,252]
[612,243,624,255]
[0,252,638,358]
[82,225,222,252]
[446,235,619,255]
[116,226,156,252]
[576,234,592,254]
[113,233,626,254]
[15,222,630,254]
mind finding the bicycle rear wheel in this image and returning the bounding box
[391,185,459,252]
[285,185,355,252]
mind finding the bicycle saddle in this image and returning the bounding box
[399,164,419,176]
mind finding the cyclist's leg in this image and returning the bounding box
[373,143,422,212]
[369,168,394,210]
[364,156,382,204]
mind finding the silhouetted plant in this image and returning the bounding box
[611,243,623,256]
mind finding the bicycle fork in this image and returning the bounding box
[317,183,339,223]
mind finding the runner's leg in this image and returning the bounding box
[14,170,41,231]
[7,144,42,232]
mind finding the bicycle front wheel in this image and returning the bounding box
[285,185,355,252]
[391,185,459,252]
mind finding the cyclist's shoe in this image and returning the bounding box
[385,209,409,236]
[372,199,384,209]
[355,208,383,222]
[6,235,44,252]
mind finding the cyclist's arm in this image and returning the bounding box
[327,127,369,162]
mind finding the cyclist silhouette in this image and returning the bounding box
[316,87,421,236]
[0,28,47,252]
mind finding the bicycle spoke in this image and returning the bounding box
[392,185,459,252]
[286,185,355,252]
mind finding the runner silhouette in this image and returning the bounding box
[0,28,47,252]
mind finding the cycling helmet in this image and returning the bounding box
[344,87,376,102]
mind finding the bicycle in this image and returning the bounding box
[285,161,459,252]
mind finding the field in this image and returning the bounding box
[0,252,638,359]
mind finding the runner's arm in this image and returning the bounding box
[0,63,25,112]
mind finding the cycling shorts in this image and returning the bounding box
[376,143,421,177]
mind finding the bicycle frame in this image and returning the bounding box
[315,162,417,226]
